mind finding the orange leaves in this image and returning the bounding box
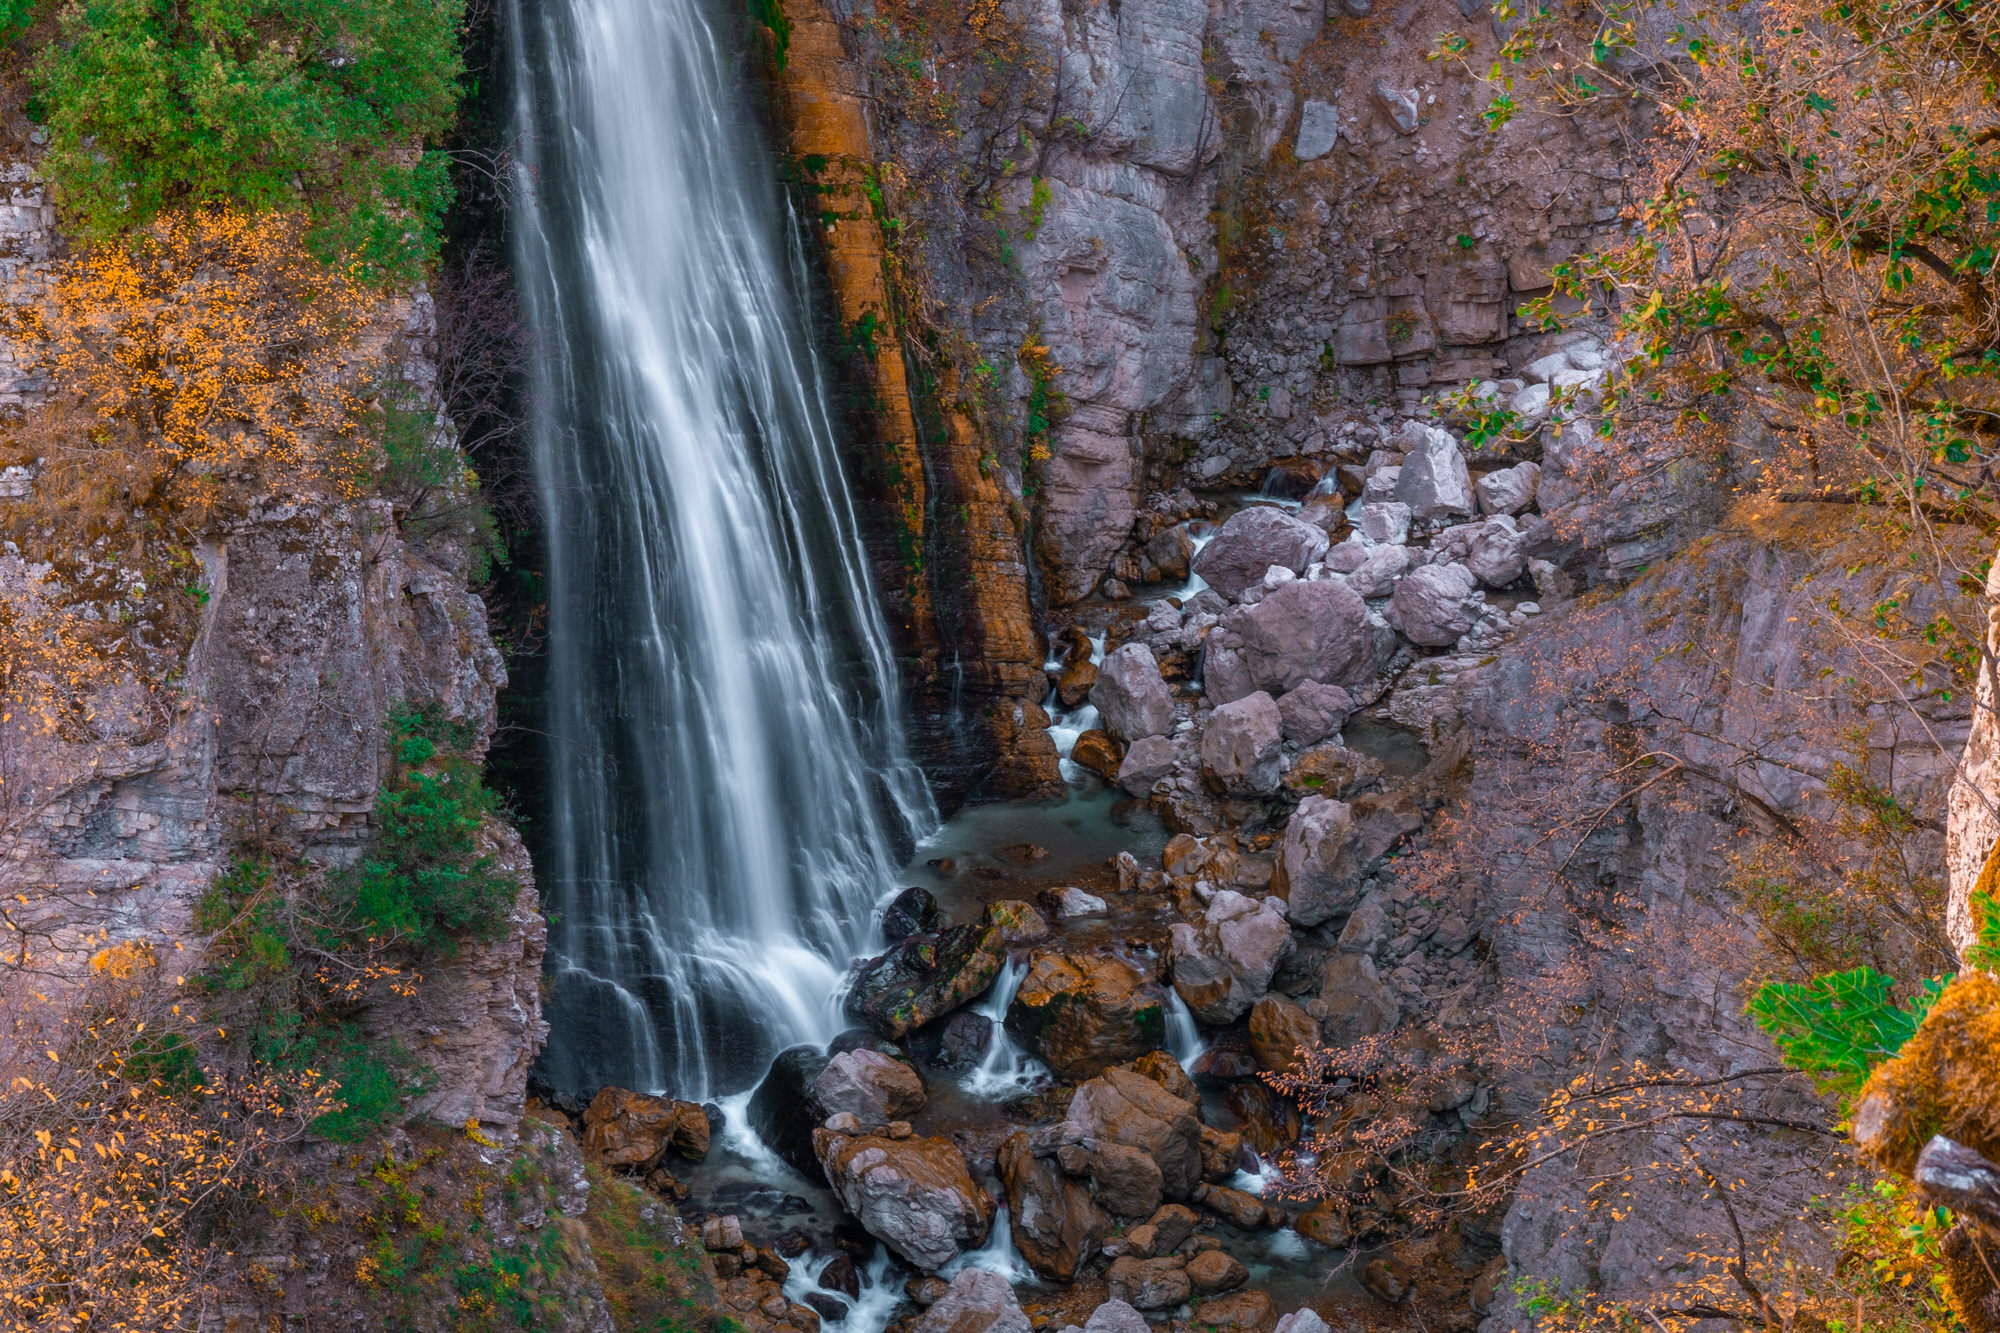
[32,208,383,500]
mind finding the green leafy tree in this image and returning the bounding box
[31,0,466,278]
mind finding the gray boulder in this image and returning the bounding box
[1091,643,1176,741]
[1275,1310,1331,1333]
[1303,953,1401,1046]
[1358,501,1411,545]
[1275,795,1364,927]
[1201,579,1372,705]
[1465,521,1526,588]
[1392,422,1475,519]
[1116,733,1179,796]
[1201,692,1285,796]
[1190,507,1331,600]
[1387,562,1478,646]
[1345,543,1411,598]
[913,1269,1031,1333]
[1371,78,1420,133]
[813,1049,927,1123]
[1276,681,1354,746]
[1295,99,1341,161]
[815,1127,996,1271]
[1167,890,1295,1024]
[1475,461,1540,515]
[1084,1301,1151,1333]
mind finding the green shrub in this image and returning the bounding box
[350,703,517,955]
[1749,966,1946,1098]
[29,0,466,279]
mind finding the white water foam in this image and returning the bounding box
[962,957,1052,1098]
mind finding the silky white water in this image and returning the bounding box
[507,0,934,1100]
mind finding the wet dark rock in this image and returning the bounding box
[803,1293,848,1322]
[1071,729,1126,782]
[923,1011,994,1070]
[818,1254,862,1298]
[1222,1082,1302,1159]
[846,922,1007,1040]
[748,1046,831,1183]
[983,899,1050,944]
[773,1231,813,1259]
[926,857,958,877]
[882,887,943,942]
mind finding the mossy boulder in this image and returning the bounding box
[1006,951,1167,1081]
[846,922,1006,1039]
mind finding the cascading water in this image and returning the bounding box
[506,0,935,1100]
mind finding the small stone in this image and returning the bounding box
[1295,100,1341,161]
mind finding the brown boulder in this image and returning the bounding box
[581,1087,711,1166]
[1195,1182,1275,1230]
[1106,1256,1192,1311]
[1065,1067,1205,1199]
[1247,995,1320,1073]
[1362,1257,1412,1303]
[1186,1249,1249,1294]
[1293,1200,1351,1248]
[1125,1050,1199,1104]
[1199,1125,1246,1183]
[1057,656,1101,708]
[1087,1140,1165,1218]
[1194,1290,1274,1329]
[1071,729,1126,782]
[1008,952,1166,1081]
[996,1131,1109,1283]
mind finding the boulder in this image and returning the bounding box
[1194,1290,1274,1329]
[1386,561,1478,647]
[1202,580,1373,705]
[1091,643,1177,742]
[1191,507,1332,601]
[1071,729,1126,782]
[1391,422,1475,519]
[1276,682,1354,746]
[1144,525,1196,582]
[1275,1311,1330,1333]
[1465,521,1526,588]
[748,1046,830,1182]
[580,1087,712,1166]
[1106,1257,1192,1311]
[1125,1051,1199,1105]
[1186,1249,1249,1294]
[1056,656,1100,708]
[912,1268,1030,1333]
[1129,1203,1200,1258]
[881,887,943,942]
[983,900,1050,944]
[1247,995,1321,1073]
[813,1049,927,1123]
[1295,99,1340,161]
[1362,1257,1412,1303]
[1007,952,1166,1081]
[1293,1201,1350,1248]
[1344,543,1411,598]
[1083,1300,1151,1333]
[1475,461,1540,515]
[1086,1140,1165,1218]
[814,1127,995,1272]
[997,1130,1110,1282]
[1042,886,1109,918]
[929,1011,994,1070]
[1201,692,1285,796]
[846,923,1007,1039]
[1275,796,1364,927]
[1196,1182,1274,1229]
[1199,1125,1246,1182]
[1351,790,1424,863]
[1167,891,1295,1025]
[1357,501,1411,545]
[1117,733,1180,797]
[1303,953,1400,1046]
[1065,1066,1205,1199]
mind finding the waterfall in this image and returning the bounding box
[505,0,935,1100]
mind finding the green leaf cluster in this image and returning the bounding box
[30,0,466,279]
[1748,966,1945,1097]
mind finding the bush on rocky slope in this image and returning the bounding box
[30,0,466,279]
